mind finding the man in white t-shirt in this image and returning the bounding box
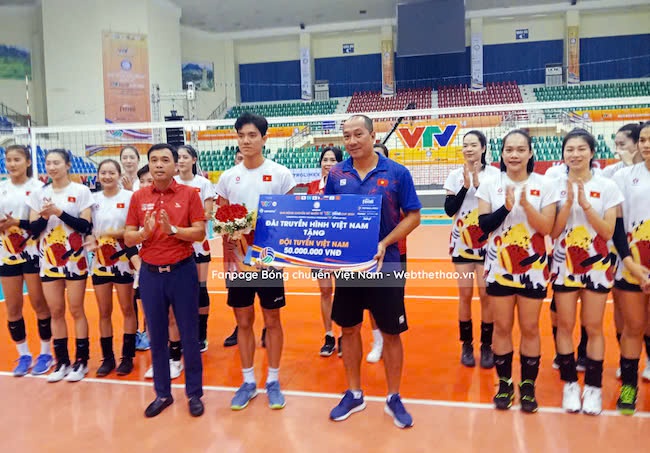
[215,113,296,411]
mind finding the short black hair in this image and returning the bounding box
[500,129,534,174]
[137,164,150,179]
[319,146,344,164]
[147,143,178,162]
[346,115,374,133]
[235,112,268,136]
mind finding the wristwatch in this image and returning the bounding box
[169,226,178,236]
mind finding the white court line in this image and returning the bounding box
[0,371,646,418]
[82,288,618,304]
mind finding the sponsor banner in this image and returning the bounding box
[381,40,395,96]
[573,108,650,122]
[248,195,381,271]
[300,47,313,101]
[567,26,580,85]
[470,32,483,90]
[194,125,306,140]
[102,31,151,129]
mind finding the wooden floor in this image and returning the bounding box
[1,225,649,452]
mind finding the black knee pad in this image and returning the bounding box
[37,317,52,341]
[199,286,210,308]
[8,318,26,342]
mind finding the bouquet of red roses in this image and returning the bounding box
[213,203,256,240]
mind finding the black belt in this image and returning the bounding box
[143,256,193,273]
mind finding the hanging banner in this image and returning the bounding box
[567,26,580,85]
[381,40,395,96]
[470,32,483,90]
[102,31,151,126]
[300,47,312,101]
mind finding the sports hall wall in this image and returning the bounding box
[0,0,181,127]
[234,9,649,102]
[0,3,647,124]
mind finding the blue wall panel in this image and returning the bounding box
[580,34,650,81]
[483,40,564,85]
[238,35,648,102]
[395,49,471,88]
[239,60,301,103]
[314,54,382,97]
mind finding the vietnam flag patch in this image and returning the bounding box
[263,175,272,182]
[529,189,540,196]
[590,191,601,199]
[25,191,31,196]
[116,203,125,209]
[67,196,76,202]
[377,178,388,187]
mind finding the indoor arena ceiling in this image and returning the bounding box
[174,0,569,34]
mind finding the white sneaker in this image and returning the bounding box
[642,359,650,382]
[562,381,582,413]
[64,361,88,382]
[582,385,602,415]
[366,342,383,363]
[144,365,154,379]
[170,359,184,379]
[47,362,70,383]
[616,367,622,379]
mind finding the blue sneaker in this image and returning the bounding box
[31,354,53,375]
[231,383,258,410]
[265,381,286,409]
[136,331,151,351]
[330,390,366,421]
[13,355,32,377]
[384,394,413,428]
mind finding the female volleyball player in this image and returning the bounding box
[549,129,623,415]
[86,159,138,376]
[603,124,648,380]
[444,130,499,369]
[27,149,94,382]
[119,146,141,191]
[0,145,52,376]
[476,129,558,413]
[612,121,650,415]
[175,145,215,352]
[308,146,343,357]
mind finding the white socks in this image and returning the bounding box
[16,342,30,357]
[242,367,256,384]
[267,367,279,384]
[372,329,383,345]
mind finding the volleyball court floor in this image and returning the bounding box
[1,223,649,452]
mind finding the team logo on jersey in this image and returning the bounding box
[561,190,567,197]
[68,196,76,202]
[497,187,503,193]
[632,178,639,185]
[116,203,125,209]
[590,191,600,199]
[235,176,241,183]
[377,178,388,187]
[263,175,272,182]
[529,189,540,197]
[340,179,347,186]
[25,191,31,196]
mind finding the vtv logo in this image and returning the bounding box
[397,124,459,148]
